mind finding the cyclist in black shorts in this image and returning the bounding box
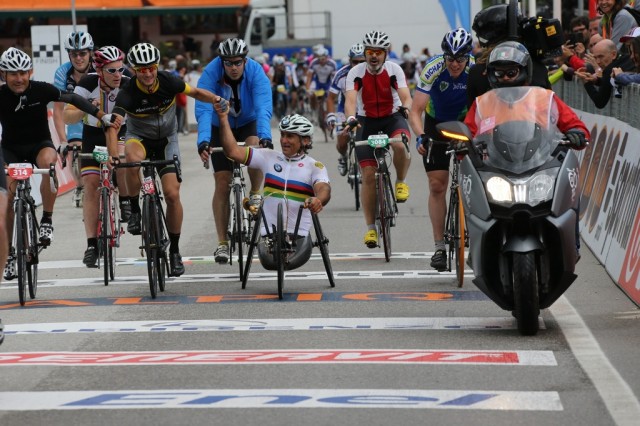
[0,47,119,280]
[409,28,473,271]
[106,42,220,277]
[63,46,130,268]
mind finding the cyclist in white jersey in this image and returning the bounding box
[63,46,130,268]
[305,46,337,112]
[53,31,95,208]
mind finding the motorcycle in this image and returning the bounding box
[437,87,580,335]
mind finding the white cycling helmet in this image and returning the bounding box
[64,31,94,51]
[0,47,33,72]
[279,114,314,137]
[253,55,265,65]
[218,38,248,58]
[127,42,160,67]
[272,55,286,65]
[363,30,391,50]
[349,43,365,59]
[315,47,329,57]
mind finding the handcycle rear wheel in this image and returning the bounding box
[275,203,285,300]
[312,212,335,287]
[241,209,262,290]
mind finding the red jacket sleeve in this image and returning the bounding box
[553,93,590,148]
[567,54,585,70]
[464,101,479,137]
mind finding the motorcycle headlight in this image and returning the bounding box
[484,168,559,207]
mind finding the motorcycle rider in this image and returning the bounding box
[464,41,590,260]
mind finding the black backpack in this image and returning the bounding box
[624,6,640,26]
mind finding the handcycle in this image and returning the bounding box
[354,132,410,262]
[78,147,124,286]
[205,143,253,281]
[59,143,83,207]
[242,200,335,300]
[6,162,57,306]
[425,138,469,287]
[117,155,182,298]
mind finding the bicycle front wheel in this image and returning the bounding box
[455,187,466,288]
[233,185,245,281]
[99,188,111,286]
[15,201,27,306]
[378,172,393,262]
[142,197,160,298]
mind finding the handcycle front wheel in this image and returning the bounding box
[275,203,285,300]
[241,209,262,290]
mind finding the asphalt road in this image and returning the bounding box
[0,126,638,426]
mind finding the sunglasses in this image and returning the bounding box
[70,51,89,58]
[493,68,520,78]
[444,55,469,64]
[133,64,158,73]
[365,48,385,56]
[104,66,125,75]
[223,59,244,67]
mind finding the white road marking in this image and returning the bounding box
[0,389,563,411]
[550,296,640,426]
[4,317,540,335]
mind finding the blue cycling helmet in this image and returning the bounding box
[349,43,365,59]
[441,28,473,57]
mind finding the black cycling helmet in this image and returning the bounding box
[441,28,473,57]
[473,4,520,47]
[486,41,532,88]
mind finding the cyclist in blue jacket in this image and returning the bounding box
[196,38,273,264]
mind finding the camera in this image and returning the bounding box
[568,32,584,46]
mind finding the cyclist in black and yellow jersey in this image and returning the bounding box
[106,42,220,277]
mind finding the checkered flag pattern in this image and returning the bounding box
[33,44,61,59]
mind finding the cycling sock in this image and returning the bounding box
[250,190,261,196]
[130,196,141,214]
[119,195,131,206]
[367,224,376,231]
[435,240,445,251]
[87,238,98,248]
[41,211,53,224]
[169,232,180,254]
[396,179,405,184]
[218,240,229,247]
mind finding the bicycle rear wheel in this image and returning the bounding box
[455,187,466,288]
[27,209,39,299]
[275,203,285,299]
[378,172,393,262]
[15,201,27,306]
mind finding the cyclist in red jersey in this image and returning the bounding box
[343,30,412,248]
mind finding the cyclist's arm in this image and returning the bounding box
[214,99,249,164]
[105,124,120,158]
[409,90,429,136]
[305,68,314,90]
[63,103,84,125]
[59,92,106,122]
[398,86,412,111]
[313,181,331,206]
[185,83,217,104]
[326,91,337,114]
[344,89,357,121]
[52,102,68,145]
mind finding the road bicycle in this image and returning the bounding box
[79,147,124,286]
[118,155,181,298]
[6,163,57,306]
[313,88,329,142]
[274,84,289,120]
[354,133,410,262]
[426,138,469,287]
[243,202,335,300]
[206,144,253,281]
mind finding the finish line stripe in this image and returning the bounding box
[0,349,556,366]
[5,317,545,335]
[0,389,562,411]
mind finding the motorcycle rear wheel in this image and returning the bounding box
[512,252,540,336]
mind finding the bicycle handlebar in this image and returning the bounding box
[58,144,80,169]
[203,141,247,169]
[116,155,182,183]
[5,164,57,193]
[353,133,411,159]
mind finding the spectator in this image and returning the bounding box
[598,0,636,49]
[613,28,640,84]
[590,16,602,36]
[575,38,635,108]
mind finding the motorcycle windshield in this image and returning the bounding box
[474,87,564,175]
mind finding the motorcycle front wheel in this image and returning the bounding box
[512,252,540,336]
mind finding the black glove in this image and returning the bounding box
[564,130,587,149]
[197,141,210,155]
[345,116,359,130]
[259,138,274,149]
[398,106,409,119]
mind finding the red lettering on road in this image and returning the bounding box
[619,209,640,301]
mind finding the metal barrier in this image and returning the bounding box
[554,79,640,130]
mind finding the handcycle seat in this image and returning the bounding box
[257,233,313,271]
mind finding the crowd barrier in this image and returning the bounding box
[555,80,640,306]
